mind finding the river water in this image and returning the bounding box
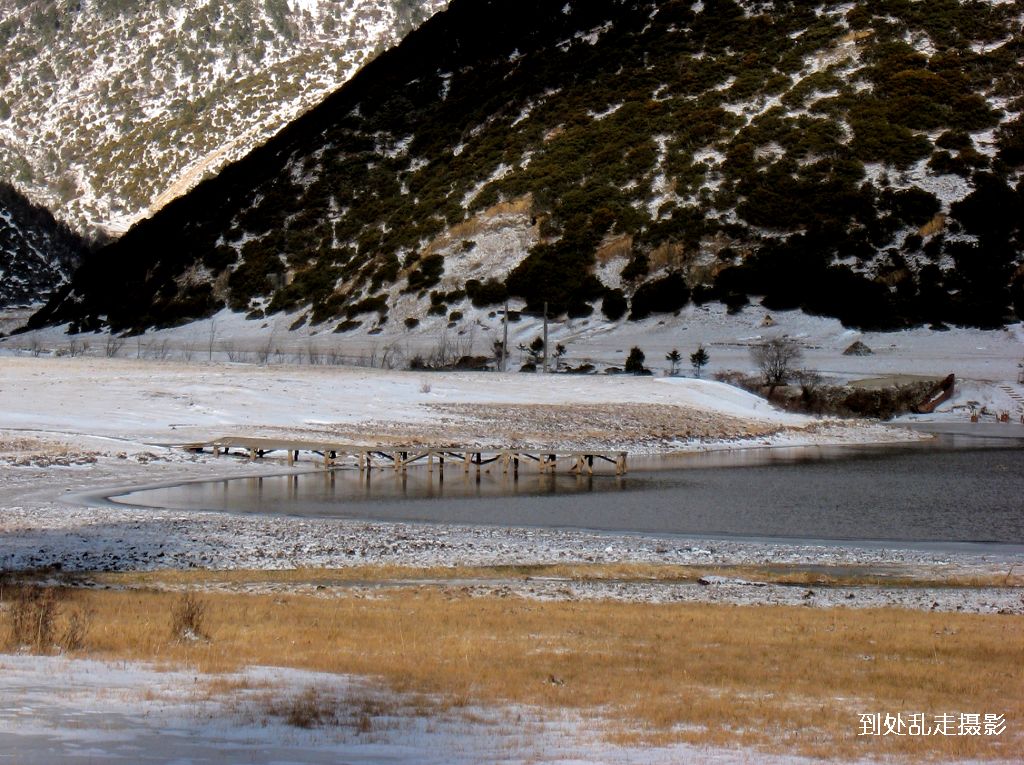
[113,434,1024,550]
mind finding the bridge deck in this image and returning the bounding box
[182,437,628,475]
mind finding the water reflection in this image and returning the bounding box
[179,466,632,517]
[112,436,1024,548]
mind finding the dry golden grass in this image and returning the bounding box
[0,435,72,457]
[919,213,947,237]
[4,583,1019,761]
[648,241,687,271]
[422,194,534,255]
[840,29,875,43]
[595,234,633,263]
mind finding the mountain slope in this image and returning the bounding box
[0,183,87,308]
[0,0,447,235]
[34,0,1024,335]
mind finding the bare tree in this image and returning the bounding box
[428,331,456,368]
[207,318,218,361]
[796,368,823,396]
[491,339,506,370]
[256,333,275,364]
[796,368,824,410]
[751,337,803,395]
[305,341,322,366]
[380,342,404,370]
[224,343,245,363]
[104,335,124,358]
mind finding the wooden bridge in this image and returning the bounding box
[183,437,628,475]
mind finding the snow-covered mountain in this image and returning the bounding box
[32,0,1024,337]
[0,0,447,236]
[0,182,87,308]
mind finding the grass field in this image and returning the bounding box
[3,568,1021,762]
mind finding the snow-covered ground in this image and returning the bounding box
[0,355,1019,599]
[2,318,1022,765]
[0,353,920,454]
[7,303,1024,383]
[9,654,973,765]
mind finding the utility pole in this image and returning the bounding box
[501,300,509,372]
[542,301,549,373]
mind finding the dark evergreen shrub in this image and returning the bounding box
[465,277,508,307]
[624,346,646,374]
[601,288,627,320]
[345,294,388,318]
[950,174,1023,239]
[370,254,400,292]
[620,253,649,281]
[227,239,285,310]
[566,301,593,318]
[629,273,690,320]
[404,253,444,292]
[880,188,940,227]
[996,117,1024,168]
[203,245,237,271]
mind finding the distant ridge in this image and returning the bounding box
[0,0,447,235]
[0,182,87,309]
[32,0,1024,336]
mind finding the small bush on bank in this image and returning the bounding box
[170,591,208,642]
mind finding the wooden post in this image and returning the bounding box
[501,300,509,372]
[542,301,549,373]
